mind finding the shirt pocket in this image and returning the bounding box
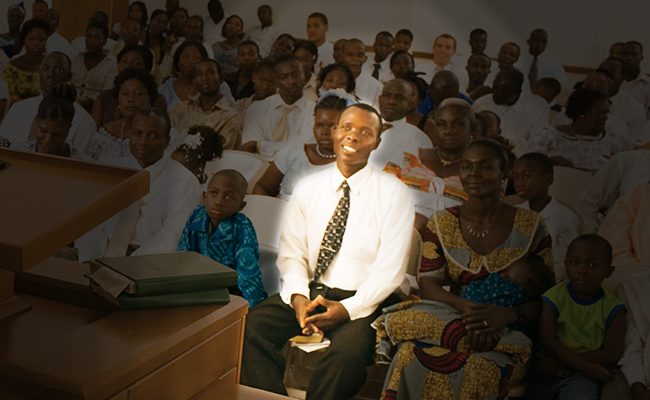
[341,225,381,265]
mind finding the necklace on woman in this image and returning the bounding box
[436,149,461,166]
[315,144,336,159]
[466,224,489,238]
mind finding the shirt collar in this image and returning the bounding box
[383,117,407,131]
[330,162,373,196]
[273,93,309,110]
[188,94,232,112]
[190,206,237,239]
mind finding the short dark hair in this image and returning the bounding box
[565,88,609,121]
[375,31,394,41]
[112,68,158,106]
[465,138,511,174]
[118,44,154,72]
[133,107,171,137]
[294,39,318,58]
[308,12,328,25]
[624,40,644,53]
[315,94,349,114]
[470,28,487,37]
[536,77,561,97]
[342,103,383,136]
[254,59,274,74]
[395,28,413,41]
[90,11,110,27]
[85,22,108,40]
[211,169,248,198]
[568,234,613,266]
[36,96,75,125]
[20,19,50,45]
[517,152,554,176]
[173,40,208,73]
[497,67,525,90]
[273,53,301,69]
[317,63,356,93]
[170,7,189,19]
[196,58,224,80]
[390,50,414,69]
[239,40,260,55]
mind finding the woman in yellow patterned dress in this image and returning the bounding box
[3,19,48,103]
[375,139,554,400]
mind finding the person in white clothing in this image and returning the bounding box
[519,28,567,89]
[203,0,225,46]
[621,41,650,118]
[599,57,648,145]
[44,9,73,58]
[485,42,521,87]
[70,11,116,56]
[241,103,414,399]
[512,153,580,281]
[416,34,468,92]
[341,38,382,108]
[472,67,548,154]
[246,5,280,59]
[306,12,334,72]
[240,55,315,159]
[75,108,201,261]
[0,52,96,154]
[578,149,650,233]
[363,31,394,84]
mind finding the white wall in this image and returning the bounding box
[1,0,647,71]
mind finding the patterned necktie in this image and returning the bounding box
[272,104,297,142]
[313,181,350,282]
[529,56,539,90]
[372,63,381,80]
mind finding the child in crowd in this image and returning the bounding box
[513,153,580,281]
[177,169,267,307]
[526,234,627,400]
[11,96,75,156]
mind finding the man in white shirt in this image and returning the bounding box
[473,67,548,154]
[203,0,225,45]
[620,41,650,118]
[241,103,414,400]
[44,8,73,58]
[599,57,647,145]
[76,109,201,260]
[363,31,394,84]
[485,42,522,87]
[416,34,468,92]
[306,12,334,72]
[0,52,96,154]
[578,149,650,233]
[341,38,383,109]
[518,28,567,90]
[246,5,280,59]
[241,55,315,159]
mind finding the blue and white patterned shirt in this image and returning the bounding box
[178,205,267,307]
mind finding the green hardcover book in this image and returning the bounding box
[117,287,231,309]
[90,251,238,297]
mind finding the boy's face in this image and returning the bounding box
[512,159,552,201]
[565,241,612,298]
[306,17,327,44]
[203,174,246,224]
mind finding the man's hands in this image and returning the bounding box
[291,294,350,335]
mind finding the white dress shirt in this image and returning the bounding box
[473,92,549,154]
[315,41,334,73]
[519,198,580,282]
[354,71,383,110]
[621,73,650,119]
[76,154,201,261]
[519,53,567,88]
[46,32,74,58]
[363,55,392,84]
[610,90,648,145]
[243,93,315,159]
[71,53,118,101]
[0,95,97,154]
[70,36,116,56]
[579,149,650,233]
[278,163,414,320]
[246,24,280,58]
[415,58,469,92]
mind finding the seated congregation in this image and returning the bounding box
[0,1,648,399]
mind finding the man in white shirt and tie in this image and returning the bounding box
[240,55,315,159]
[416,33,468,92]
[241,103,414,400]
[246,5,280,59]
[519,28,567,90]
[620,41,650,119]
[363,31,394,84]
[341,38,383,109]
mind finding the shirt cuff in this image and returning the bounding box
[279,278,310,308]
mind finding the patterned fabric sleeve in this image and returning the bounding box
[234,215,268,307]
[176,205,201,252]
[417,212,448,280]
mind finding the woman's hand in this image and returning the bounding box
[463,302,513,334]
[467,330,500,352]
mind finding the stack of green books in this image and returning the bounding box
[86,251,237,309]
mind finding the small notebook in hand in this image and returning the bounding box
[86,251,238,302]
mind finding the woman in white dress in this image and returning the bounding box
[528,88,631,174]
[252,91,353,199]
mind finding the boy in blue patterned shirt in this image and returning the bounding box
[178,169,267,307]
